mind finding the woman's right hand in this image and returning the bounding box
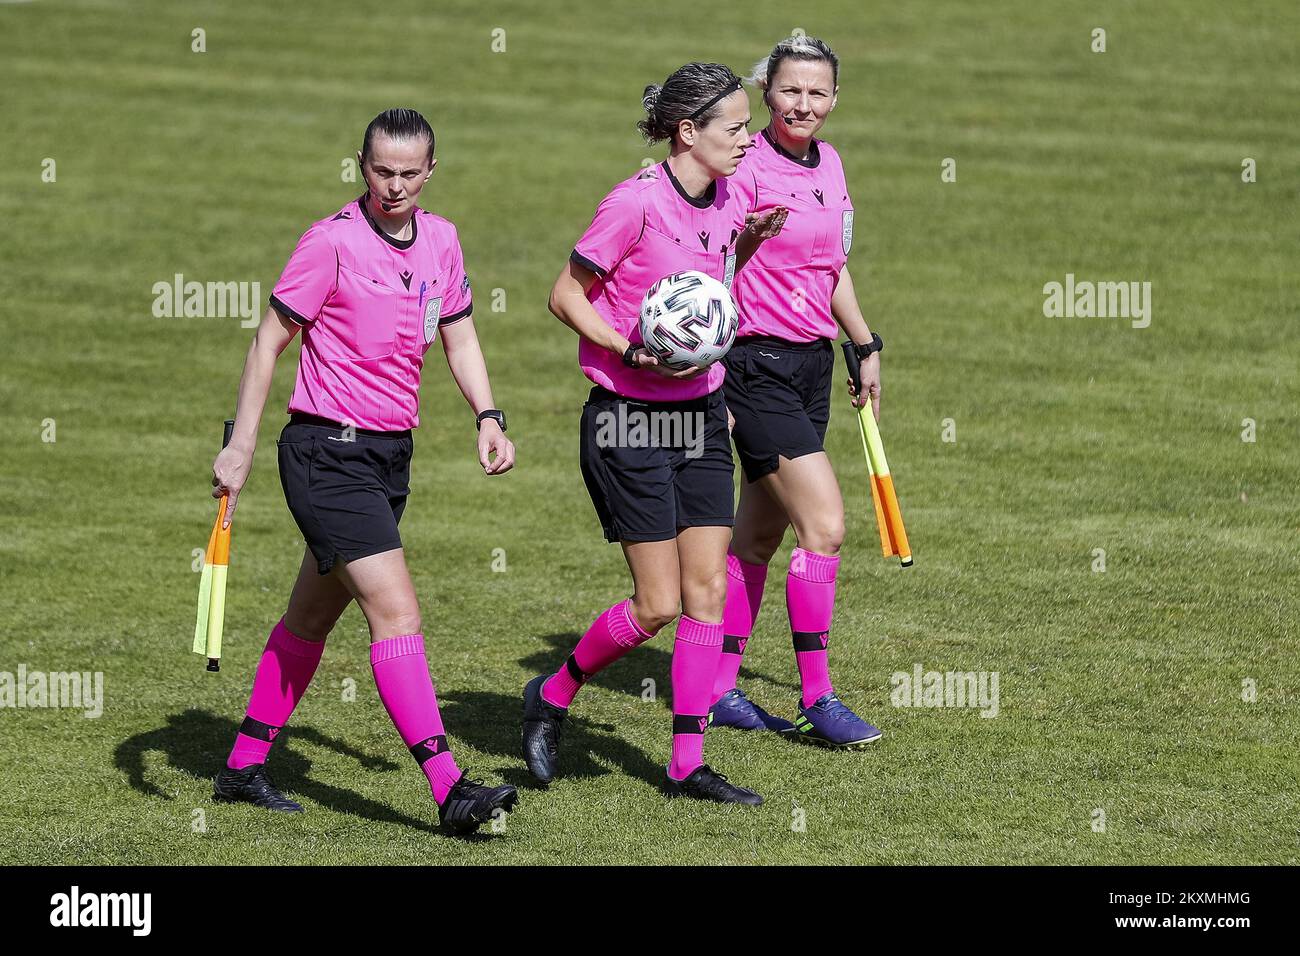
[211,442,253,529]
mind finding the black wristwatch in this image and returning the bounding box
[476,409,507,432]
[622,344,641,367]
[848,332,884,362]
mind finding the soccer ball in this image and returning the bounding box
[638,270,739,370]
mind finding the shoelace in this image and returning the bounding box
[701,766,730,784]
[535,700,566,732]
[819,697,859,722]
[250,767,278,789]
[248,768,294,803]
[455,776,487,794]
[540,713,563,752]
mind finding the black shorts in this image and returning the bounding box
[276,413,413,575]
[579,386,735,543]
[723,335,834,482]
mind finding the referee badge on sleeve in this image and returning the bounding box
[723,252,736,291]
[842,210,855,255]
[423,296,443,344]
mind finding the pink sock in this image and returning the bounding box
[712,551,768,702]
[669,616,724,781]
[542,599,654,708]
[370,634,462,805]
[228,618,325,769]
[788,547,839,708]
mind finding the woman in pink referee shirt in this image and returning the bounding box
[520,63,786,806]
[207,109,518,834]
[713,37,887,748]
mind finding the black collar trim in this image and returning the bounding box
[358,193,418,249]
[762,127,821,169]
[661,161,717,209]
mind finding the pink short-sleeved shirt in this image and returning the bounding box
[571,161,749,401]
[270,193,473,431]
[730,129,854,342]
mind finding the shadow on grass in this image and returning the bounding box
[518,630,797,703]
[114,709,444,834]
[453,629,795,792]
[437,688,664,792]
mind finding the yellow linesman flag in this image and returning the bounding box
[194,420,235,670]
[842,342,912,567]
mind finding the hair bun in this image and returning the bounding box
[641,84,663,114]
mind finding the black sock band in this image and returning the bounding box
[410,734,449,764]
[792,630,829,652]
[238,716,283,743]
[564,654,588,683]
[672,713,711,735]
[722,634,748,655]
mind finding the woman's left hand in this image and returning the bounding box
[478,420,515,475]
[744,206,788,241]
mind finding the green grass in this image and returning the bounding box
[0,0,1296,864]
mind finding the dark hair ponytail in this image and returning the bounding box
[637,62,743,144]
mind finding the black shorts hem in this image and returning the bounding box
[740,454,780,483]
[316,540,405,575]
[605,527,679,544]
[740,444,825,483]
[677,515,735,529]
[605,519,732,544]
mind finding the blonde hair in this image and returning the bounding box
[747,34,840,92]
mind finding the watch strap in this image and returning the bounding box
[476,409,506,432]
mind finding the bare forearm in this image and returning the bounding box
[831,267,873,343]
[735,230,759,272]
[211,307,298,524]
[229,338,279,452]
[441,321,497,415]
[550,277,627,356]
[229,307,297,452]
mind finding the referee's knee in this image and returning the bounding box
[629,596,678,636]
[697,573,728,621]
[282,611,333,644]
[797,520,845,557]
[367,609,423,639]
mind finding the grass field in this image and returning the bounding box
[1,0,1296,865]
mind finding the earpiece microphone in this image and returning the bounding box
[765,91,796,126]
